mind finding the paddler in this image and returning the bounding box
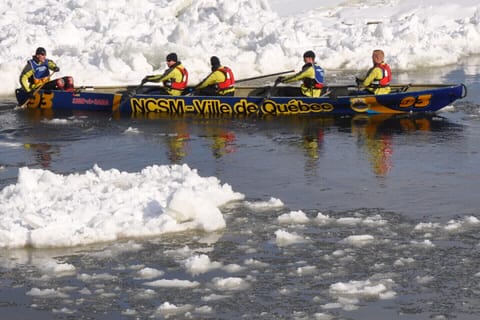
[355,49,392,94]
[19,47,74,96]
[193,56,235,96]
[274,50,325,97]
[141,53,189,96]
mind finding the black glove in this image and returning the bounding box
[184,87,195,95]
[53,66,60,72]
[141,77,149,85]
[27,90,35,99]
[355,77,362,85]
[275,76,285,85]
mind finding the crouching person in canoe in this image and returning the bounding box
[355,49,392,95]
[141,52,189,96]
[19,47,74,97]
[274,50,325,97]
[193,56,235,96]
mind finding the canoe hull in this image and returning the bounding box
[15,88,123,112]
[16,84,467,115]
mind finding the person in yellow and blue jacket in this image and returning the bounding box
[356,49,392,95]
[142,53,189,96]
[19,47,74,96]
[194,56,235,96]
[275,50,325,97]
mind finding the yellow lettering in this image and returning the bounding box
[169,99,184,114]
[400,96,415,108]
[219,104,232,113]
[233,100,247,114]
[234,99,259,114]
[131,98,144,112]
[261,100,277,114]
[399,95,432,109]
[414,94,432,108]
[261,99,334,115]
[128,97,336,115]
[39,92,54,109]
[156,99,169,112]
[144,98,158,112]
[130,98,184,113]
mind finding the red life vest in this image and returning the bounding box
[375,63,391,87]
[216,66,235,90]
[168,65,188,90]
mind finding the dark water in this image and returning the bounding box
[0,57,480,319]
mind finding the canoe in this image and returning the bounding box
[15,83,467,115]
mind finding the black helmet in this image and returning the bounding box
[303,50,315,59]
[210,56,220,68]
[35,47,47,55]
[166,52,178,62]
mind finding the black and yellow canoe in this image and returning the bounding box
[16,83,467,116]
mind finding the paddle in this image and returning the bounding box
[263,72,291,99]
[258,77,284,107]
[19,71,56,108]
[235,70,294,84]
[124,80,146,98]
[264,80,281,99]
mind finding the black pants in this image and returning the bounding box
[195,87,234,96]
[277,87,303,97]
[141,87,170,95]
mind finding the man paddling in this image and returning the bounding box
[19,47,74,96]
[355,49,392,94]
[274,50,325,97]
[194,56,235,96]
[141,53,188,96]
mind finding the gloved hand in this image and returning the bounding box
[26,85,36,96]
[184,87,195,95]
[141,77,149,85]
[53,66,60,72]
[275,76,285,85]
[27,90,35,99]
[355,77,362,85]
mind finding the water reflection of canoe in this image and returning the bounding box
[19,105,462,177]
[16,83,467,115]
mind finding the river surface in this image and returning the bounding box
[1,57,480,319]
